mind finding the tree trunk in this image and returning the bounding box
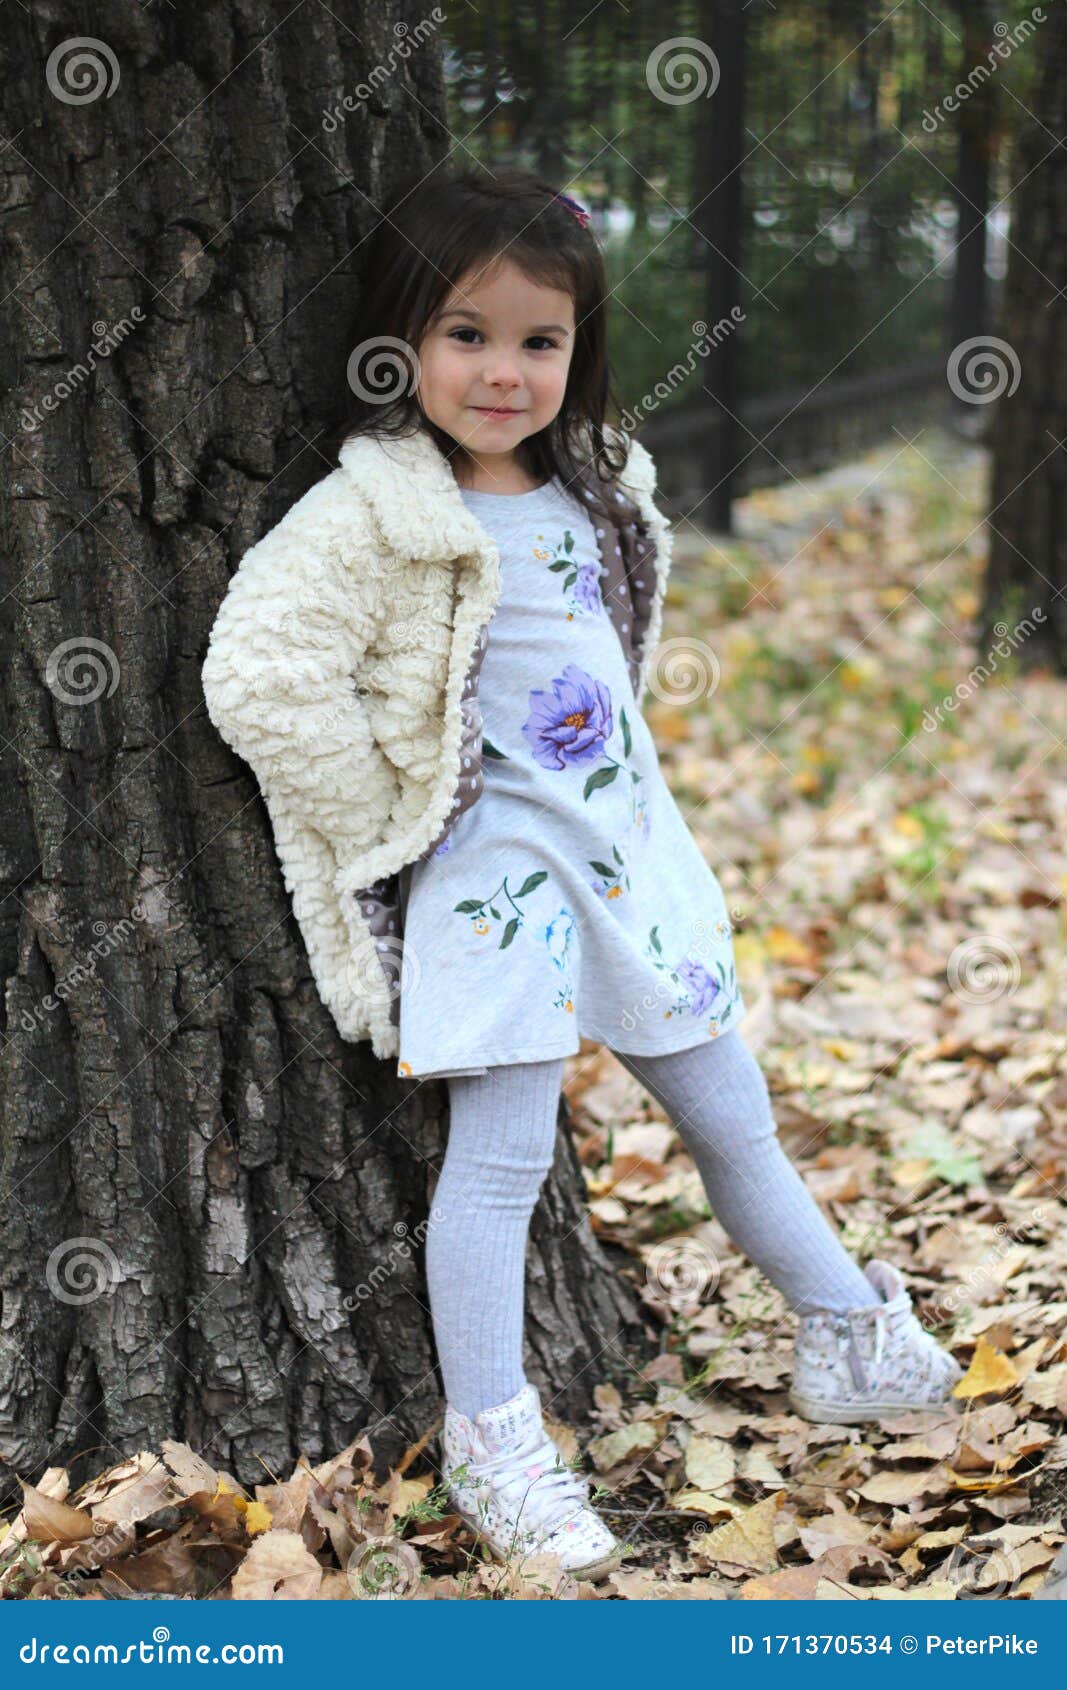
[0,1,652,1506]
[982,2,1066,673]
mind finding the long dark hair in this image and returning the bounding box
[326,167,630,523]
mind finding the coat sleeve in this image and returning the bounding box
[201,474,397,853]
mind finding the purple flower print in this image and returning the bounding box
[674,957,722,1017]
[522,663,613,770]
[573,563,603,616]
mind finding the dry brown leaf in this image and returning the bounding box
[587,1417,668,1472]
[693,1491,786,1574]
[230,1530,323,1600]
[683,1435,735,1493]
[19,1483,96,1546]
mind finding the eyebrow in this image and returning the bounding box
[437,307,572,336]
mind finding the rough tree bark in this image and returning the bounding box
[982,1,1066,673]
[0,2,652,1506]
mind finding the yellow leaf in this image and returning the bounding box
[821,1038,860,1061]
[697,1491,786,1574]
[243,1500,273,1536]
[892,1157,933,1187]
[765,926,815,966]
[790,769,822,795]
[893,812,924,839]
[877,586,910,611]
[731,931,766,970]
[838,661,873,690]
[673,1488,743,1521]
[392,1475,434,1518]
[647,708,689,744]
[953,1334,1020,1399]
[977,819,1016,842]
[945,1468,1023,1494]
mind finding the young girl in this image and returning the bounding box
[202,169,961,1584]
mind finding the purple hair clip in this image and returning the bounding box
[555,191,591,230]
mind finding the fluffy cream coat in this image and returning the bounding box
[201,424,672,1058]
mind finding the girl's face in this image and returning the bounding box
[415,257,576,486]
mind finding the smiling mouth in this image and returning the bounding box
[470,405,523,415]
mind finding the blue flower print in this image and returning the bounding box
[535,904,578,1014]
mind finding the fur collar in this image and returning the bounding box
[336,423,657,562]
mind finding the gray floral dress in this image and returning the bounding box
[395,476,746,1079]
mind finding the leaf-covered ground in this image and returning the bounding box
[2,427,1064,1601]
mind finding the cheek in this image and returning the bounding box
[535,360,570,399]
[417,347,461,406]
[434,349,471,396]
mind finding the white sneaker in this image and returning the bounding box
[788,1258,964,1424]
[440,1382,623,1581]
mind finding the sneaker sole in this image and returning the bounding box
[788,1387,960,1424]
[452,1503,624,1583]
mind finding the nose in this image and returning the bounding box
[481,352,521,390]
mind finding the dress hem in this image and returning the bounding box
[397,997,746,1078]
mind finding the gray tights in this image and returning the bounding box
[425,1027,880,1419]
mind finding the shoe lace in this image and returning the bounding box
[836,1296,944,1389]
[464,1423,592,1538]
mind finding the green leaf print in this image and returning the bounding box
[583,764,620,800]
[454,870,548,949]
[481,737,508,759]
[515,870,549,898]
[589,848,631,896]
[621,707,632,759]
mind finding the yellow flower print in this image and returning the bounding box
[454,870,549,949]
[588,845,631,898]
